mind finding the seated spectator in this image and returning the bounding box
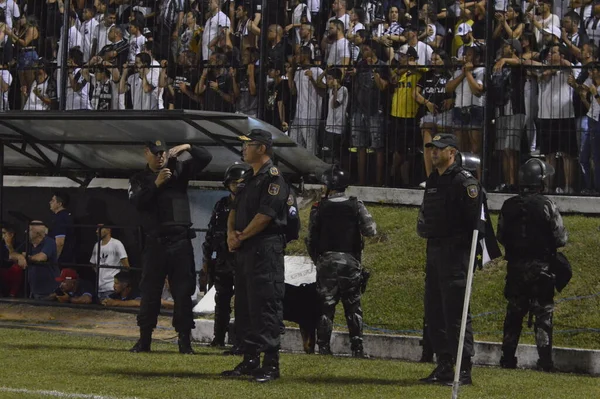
[50,268,94,304]
[90,224,129,301]
[10,221,59,300]
[161,277,202,309]
[0,222,23,297]
[101,271,141,307]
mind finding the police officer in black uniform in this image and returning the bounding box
[497,158,568,371]
[128,139,212,354]
[202,162,251,349]
[221,129,289,383]
[306,165,377,357]
[417,134,479,385]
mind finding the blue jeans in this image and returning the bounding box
[582,118,600,190]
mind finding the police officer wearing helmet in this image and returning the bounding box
[128,139,212,354]
[222,129,289,383]
[417,134,479,385]
[202,162,251,350]
[306,165,377,358]
[497,158,567,371]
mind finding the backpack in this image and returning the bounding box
[489,69,512,108]
[284,185,301,243]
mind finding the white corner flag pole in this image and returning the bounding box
[451,226,480,399]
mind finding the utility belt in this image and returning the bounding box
[146,227,195,245]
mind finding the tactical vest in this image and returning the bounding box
[502,194,554,262]
[418,169,470,239]
[317,197,362,258]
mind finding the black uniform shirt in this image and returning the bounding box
[232,159,289,237]
[417,162,481,239]
[128,146,212,235]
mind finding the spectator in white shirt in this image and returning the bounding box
[128,20,146,63]
[80,4,100,62]
[326,19,350,69]
[0,62,12,111]
[287,46,326,155]
[285,0,311,44]
[119,52,160,110]
[90,225,129,301]
[91,8,117,58]
[202,0,231,62]
[65,48,92,110]
[23,59,56,111]
[0,0,20,30]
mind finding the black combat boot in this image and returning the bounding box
[420,354,454,384]
[500,355,518,369]
[178,331,195,354]
[223,345,244,356]
[446,357,472,386]
[351,340,366,358]
[221,354,260,377]
[253,352,280,383]
[129,329,152,353]
[318,344,332,355]
[536,347,555,372]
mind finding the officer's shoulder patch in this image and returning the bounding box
[269,166,280,176]
[467,184,479,199]
[268,183,280,196]
[287,195,294,206]
[460,170,473,179]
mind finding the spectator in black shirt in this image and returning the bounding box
[101,271,142,307]
[414,49,454,179]
[267,24,293,68]
[50,268,94,304]
[48,191,75,265]
[196,52,235,112]
[167,50,202,109]
[265,61,291,132]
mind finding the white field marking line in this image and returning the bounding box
[0,387,141,399]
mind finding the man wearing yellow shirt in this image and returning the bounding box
[390,46,422,187]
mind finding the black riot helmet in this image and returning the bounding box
[518,158,555,191]
[223,162,251,188]
[320,164,350,192]
[456,152,481,173]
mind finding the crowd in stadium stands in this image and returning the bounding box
[0,0,599,193]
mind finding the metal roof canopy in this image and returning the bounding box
[0,110,330,186]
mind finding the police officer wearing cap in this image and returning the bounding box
[306,165,377,358]
[202,162,251,350]
[417,133,479,386]
[128,139,212,354]
[222,129,289,383]
[497,158,568,372]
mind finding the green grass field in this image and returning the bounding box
[0,328,598,399]
[286,205,600,349]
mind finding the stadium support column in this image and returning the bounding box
[256,0,269,121]
[481,0,496,187]
[59,0,71,111]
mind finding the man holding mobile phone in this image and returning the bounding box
[128,139,212,355]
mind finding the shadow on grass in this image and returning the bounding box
[0,342,214,356]
[291,375,423,387]
[104,370,225,380]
